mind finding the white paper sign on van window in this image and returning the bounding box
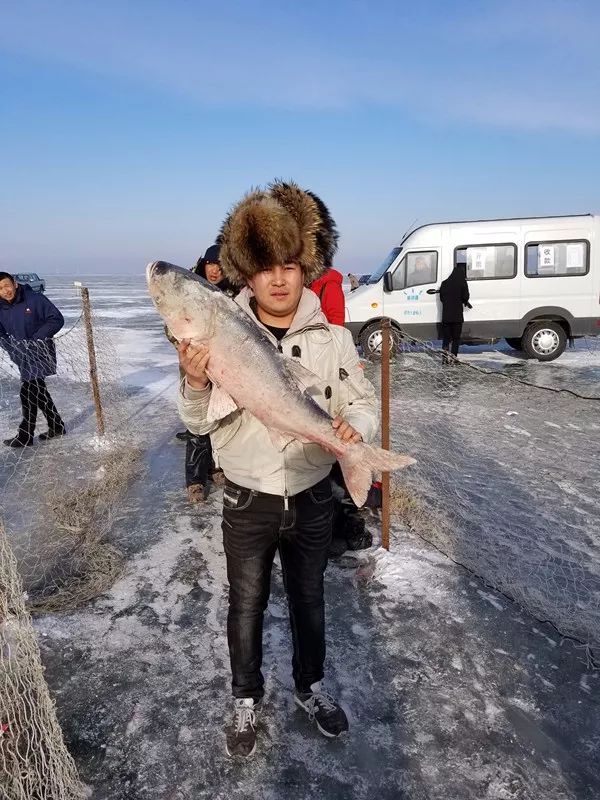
[566,243,585,270]
[469,248,487,273]
[538,244,555,270]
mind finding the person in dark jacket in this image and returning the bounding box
[438,263,472,361]
[192,244,237,297]
[0,272,66,447]
[167,245,234,502]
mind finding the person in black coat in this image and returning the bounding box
[176,244,236,502]
[438,263,472,361]
[0,272,66,447]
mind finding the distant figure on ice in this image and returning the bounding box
[438,263,472,362]
[0,271,66,447]
[347,272,360,291]
[310,266,345,325]
[177,181,381,757]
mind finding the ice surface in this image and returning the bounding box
[3,276,599,799]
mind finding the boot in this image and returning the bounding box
[3,435,33,448]
[39,425,67,441]
[187,484,207,504]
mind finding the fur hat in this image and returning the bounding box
[218,180,338,287]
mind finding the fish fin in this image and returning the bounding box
[206,383,238,423]
[285,357,322,392]
[339,443,416,507]
[267,429,297,452]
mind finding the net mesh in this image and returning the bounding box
[1,283,142,796]
[0,286,141,611]
[0,519,85,800]
[375,335,600,660]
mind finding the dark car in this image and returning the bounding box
[358,274,371,285]
[15,272,45,293]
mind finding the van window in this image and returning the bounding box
[455,244,516,280]
[406,252,438,287]
[525,240,589,277]
[392,251,438,290]
[368,247,402,284]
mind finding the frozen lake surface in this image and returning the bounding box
[2,275,600,799]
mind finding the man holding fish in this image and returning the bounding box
[146,180,414,758]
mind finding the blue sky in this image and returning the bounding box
[1,0,599,275]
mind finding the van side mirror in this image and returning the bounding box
[426,288,438,295]
[383,272,394,292]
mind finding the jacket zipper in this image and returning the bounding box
[283,447,289,510]
[270,323,328,508]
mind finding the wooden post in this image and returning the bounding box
[381,318,391,551]
[76,283,105,436]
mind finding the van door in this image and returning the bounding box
[382,249,440,339]
[451,242,521,339]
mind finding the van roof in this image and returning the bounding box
[401,213,594,244]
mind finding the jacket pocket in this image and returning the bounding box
[212,411,243,452]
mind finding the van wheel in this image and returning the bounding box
[505,337,523,350]
[522,322,566,361]
[359,322,401,359]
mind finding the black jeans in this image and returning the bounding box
[222,477,333,701]
[441,322,463,357]
[19,378,63,440]
[185,433,212,487]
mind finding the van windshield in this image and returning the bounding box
[368,247,402,284]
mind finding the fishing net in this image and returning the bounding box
[370,335,600,659]
[0,284,141,612]
[0,282,146,796]
[0,519,85,799]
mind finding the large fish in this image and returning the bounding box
[147,261,415,505]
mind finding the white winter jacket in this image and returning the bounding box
[177,287,379,497]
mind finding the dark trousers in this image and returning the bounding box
[222,477,333,701]
[19,378,63,440]
[441,322,463,357]
[185,433,212,487]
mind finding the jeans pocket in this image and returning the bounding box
[223,485,254,512]
[307,481,334,506]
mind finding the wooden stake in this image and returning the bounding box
[381,318,391,550]
[79,286,105,436]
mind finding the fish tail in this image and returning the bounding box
[339,443,416,507]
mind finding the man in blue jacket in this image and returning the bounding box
[0,271,66,448]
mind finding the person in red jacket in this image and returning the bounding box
[310,267,345,325]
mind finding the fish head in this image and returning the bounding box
[146,261,218,342]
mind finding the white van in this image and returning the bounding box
[345,214,599,361]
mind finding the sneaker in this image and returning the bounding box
[3,436,33,448]
[226,698,260,758]
[187,484,207,504]
[39,427,66,441]
[294,682,349,738]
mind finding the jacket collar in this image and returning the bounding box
[235,287,329,340]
